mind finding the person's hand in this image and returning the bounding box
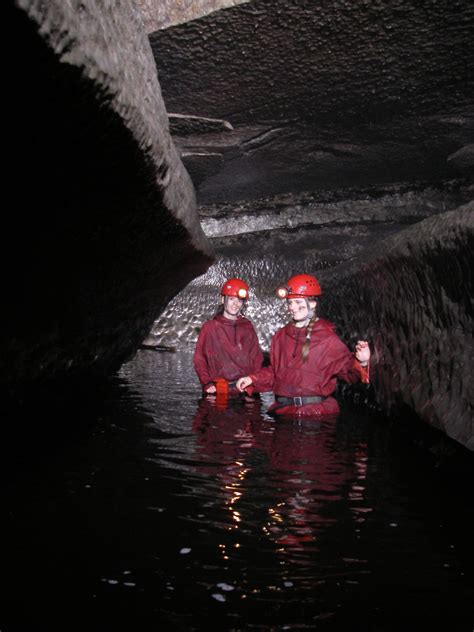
[354,340,370,366]
[236,376,253,392]
[205,384,216,394]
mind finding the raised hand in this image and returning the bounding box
[354,340,371,365]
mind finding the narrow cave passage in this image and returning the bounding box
[3,1,473,630]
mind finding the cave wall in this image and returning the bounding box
[3,0,214,389]
[135,0,250,31]
[147,183,472,346]
[319,204,473,450]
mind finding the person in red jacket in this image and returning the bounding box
[194,277,264,397]
[236,273,370,417]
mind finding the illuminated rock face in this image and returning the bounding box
[2,0,213,387]
[135,0,250,32]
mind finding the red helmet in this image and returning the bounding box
[276,274,322,299]
[220,278,249,299]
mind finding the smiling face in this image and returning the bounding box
[222,295,244,320]
[287,297,317,326]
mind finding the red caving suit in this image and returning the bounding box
[194,313,264,387]
[248,318,369,418]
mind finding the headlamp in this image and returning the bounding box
[237,288,248,299]
[276,286,289,299]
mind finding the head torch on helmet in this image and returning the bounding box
[275,286,289,299]
[276,274,322,299]
[220,278,249,299]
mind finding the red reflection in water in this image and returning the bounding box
[192,396,369,556]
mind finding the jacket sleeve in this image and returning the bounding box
[249,326,264,374]
[248,335,278,392]
[193,324,213,386]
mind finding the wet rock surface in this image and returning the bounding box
[3,0,213,389]
[318,203,474,450]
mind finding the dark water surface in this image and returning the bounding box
[2,350,473,631]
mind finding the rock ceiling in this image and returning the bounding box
[144,0,473,204]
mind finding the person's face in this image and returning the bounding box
[222,295,244,319]
[287,298,315,323]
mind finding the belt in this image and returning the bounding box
[275,395,326,407]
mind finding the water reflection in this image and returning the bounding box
[191,395,371,572]
[1,350,472,631]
